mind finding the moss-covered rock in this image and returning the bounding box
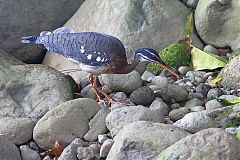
[147,43,191,75]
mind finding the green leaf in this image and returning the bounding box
[191,46,228,71]
[237,130,240,141]
[216,97,240,106]
[184,13,194,36]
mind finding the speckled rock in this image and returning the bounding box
[173,112,215,133]
[130,86,155,105]
[100,71,142,94]
[77,146,100,160]
[0,117,35,145]
[33,98,100,149]
[169,107,191,122]
[106,121,190,160]
[0,135,21,160]
[105,105,165,136]
[195,0,240,49]
[184,98,203,109]
[205,99,224,110]
[207,88,223,99]
[156,128,240,160]
[150,98,170,116]
[195,83,211,97]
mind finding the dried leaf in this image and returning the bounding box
[209,76,222,85]
[44,141,64,158]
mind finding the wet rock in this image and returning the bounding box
[33,98,100,149]
[130,86,155,105]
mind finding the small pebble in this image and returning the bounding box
[205,99,224,110]
[89,143,100,154]
[194,76,203,83]
[100,139,114,158]
[184,98,203,109]
[169,107,191,121]
[178,66,192,75]
[203,45,218,54]
[186,81,193,87]
[195,83,211,96]
[98,134,109,144]
[113,92,127,100]
[190,106,205,112]
[188,92,204,99]
[141,70,155,81]
[170,103,181,110]
[207,88,223,99]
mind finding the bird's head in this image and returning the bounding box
[135,48,180,79]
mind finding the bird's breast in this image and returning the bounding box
[79,63,110,75]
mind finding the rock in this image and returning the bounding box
[130,86,155,105]
[33,98,100,149]
[178,66,192,75]
[155,84,188,103]
[170,103,181,110]
[151,76,169,86]
[113,92,127,100]
[203,45,218,54]
[225,127,239,135]
[0,117,35,145]
[89,143,100,155]
[0,0,83,62]
[79,78,90,91]
[195,0,240,49]
[188,92,204,99]
[190,106,205,112]
[187,0,199,8]
[45,0,201,75]
[219,95,239,101]
[169,107,191,122]
[0,135,21,160]
[99,70,142,94]
[207,88,223,99]
[58,138,85,160]
[195,83,211,96]
[141,70,155,81]
[105,105,165,136]
[219,0,231,5]
[156,128,240,160]
[81,85,97,100]
[205,99,224,110]
[0,49,24,66]
[106,121,190,160]
[100,139,114,158]
[150,98,170,116]
[77,147,100,160]
[173,112,215,133]
[220,56,240,89]
[184,98,203,109]
[98,134,109,144]
[0,53,73,120]
[84,109,110,142]
[20,145,41,160]
[43,156,52,160]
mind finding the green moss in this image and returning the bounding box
[224,118,238,128]
[222,107,234,116]
[146,43,191,75]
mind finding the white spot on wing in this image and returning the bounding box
[80,46,85,53]
[87,54,92,60]
[96,56,101,62]
[98,52,101,55]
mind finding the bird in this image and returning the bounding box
[21,27,179,106]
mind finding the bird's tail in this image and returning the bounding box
[21,36,38,44]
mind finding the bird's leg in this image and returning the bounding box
[88,74,103,102]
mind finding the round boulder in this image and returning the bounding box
[130,86,155,105]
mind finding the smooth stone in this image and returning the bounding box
[188,92,204,99]
[58,138,85,160]
[113,92,127,100]
[203,45,218,54]
[0,117,35,145]
[100,70,142,94]
[105,105,165,136]
[190,106,205,112]
[0,135,21,160]
[195,83,211,96]
[169,107,191,122]
[150,98,171,116]
[194,76,204,83]
[170,103,181,110]
[156,128,240,160]
[151,76,169,86]
[205,99,224,110]
[178,66,192,75]
[187,0,199,8]
[98,134,109,144]
[89,143,100,155]
[141,70,155,81]
[100,139,114,158]
[77,147,100,160]
[20,145,41,160]
[81,84,97,100]
[207,88,223,99]
[155,84,188,103]
[184,98,203,109]
[33,98,100,149]
[185,81,193,87]
[130,86,155,105]
[84,109,110,142]
[173,112,215,133]
[79,78,90,91]
[106,121,190,160]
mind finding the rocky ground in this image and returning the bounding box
[0,0,240,160]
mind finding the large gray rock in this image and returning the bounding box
[195,0,240,49]
[0,117,35,145]
[43,0,202,76]
[0,135,21,160]
[173,112,215,133]
[156,128,240,160]
[20,145,41,160]
[106,121,190,160]
[0,0,84,62]
[220,56,240,89]
[33,98,100,149]
[106,106,165,136]
[100,70,142,94]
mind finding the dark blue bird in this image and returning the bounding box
[21,27,179,105]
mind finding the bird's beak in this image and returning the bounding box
[156,61,180,79]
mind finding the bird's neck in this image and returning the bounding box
[116,59,140,74]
